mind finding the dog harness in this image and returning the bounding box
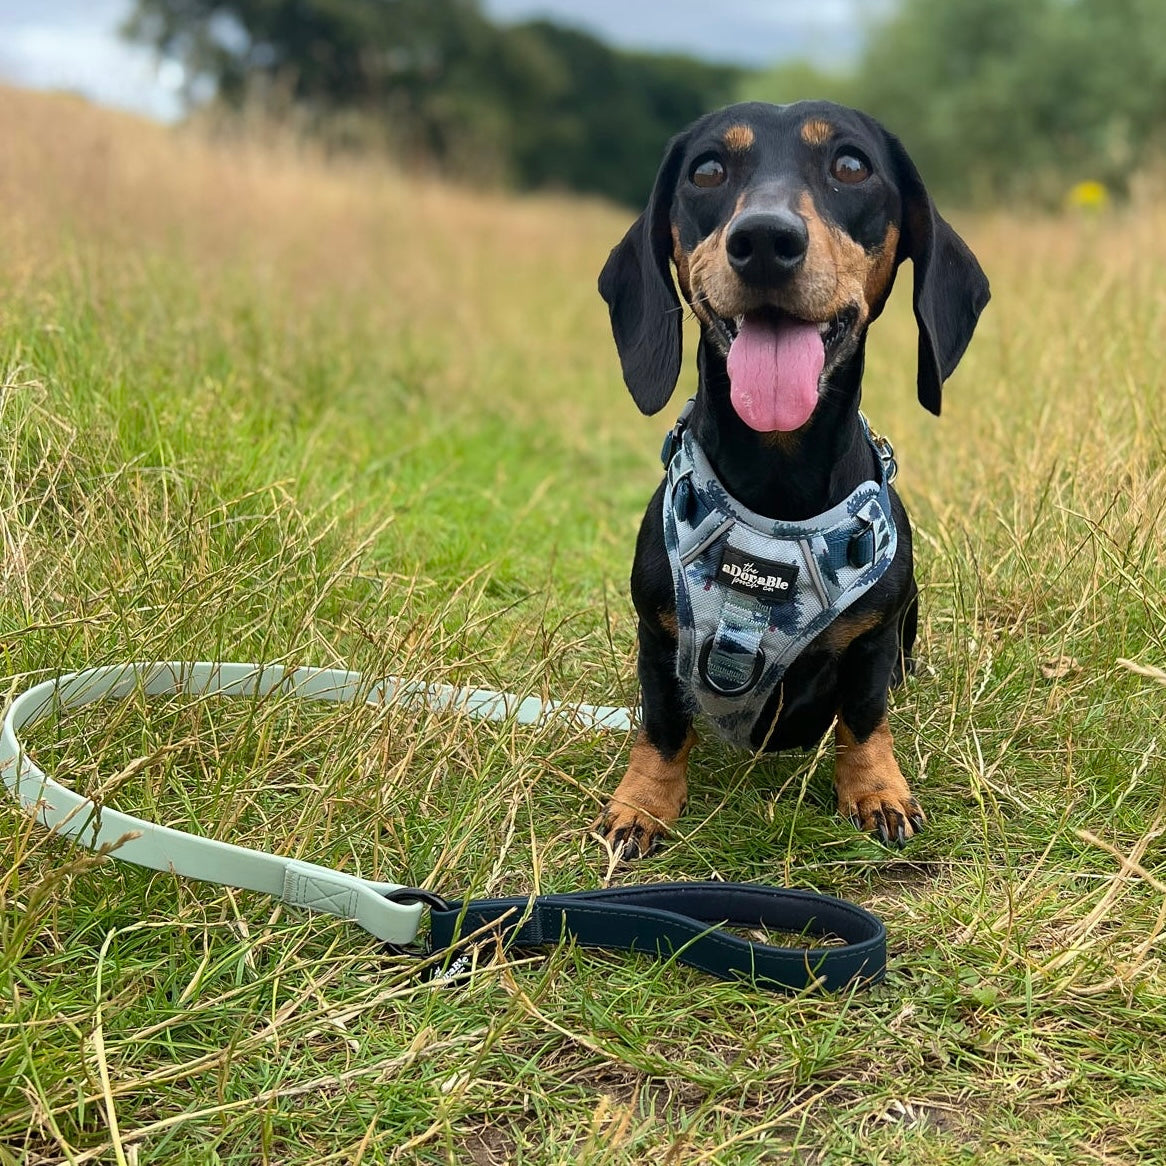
[661,400,898,749]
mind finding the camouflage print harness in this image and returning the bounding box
[660,400,898,750]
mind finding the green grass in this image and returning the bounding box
[3,88,1166,1163]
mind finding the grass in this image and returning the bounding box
[2,83,1166,1163]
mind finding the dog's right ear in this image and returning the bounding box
[598,133,688,416]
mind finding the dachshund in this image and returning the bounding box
[597,101,989,858]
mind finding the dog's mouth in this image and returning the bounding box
[712,307,856,356]
[708,305,859,433]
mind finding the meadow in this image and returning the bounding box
[1,85,1165,1164]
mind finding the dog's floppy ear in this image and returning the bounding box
[598,133,688,415]
[885,132,990,415]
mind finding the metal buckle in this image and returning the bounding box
[870,431,897,484]
[381,888,478,985]
[385,887,450,912]
[381,887,449,959]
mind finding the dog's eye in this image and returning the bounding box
[691,157,726,188]
[830,153,871,185]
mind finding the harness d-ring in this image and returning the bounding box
[698,636,766,696]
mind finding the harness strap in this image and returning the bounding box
[702,590,771,695]
[430,882,885,993]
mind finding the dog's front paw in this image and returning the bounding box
[596,730,694,861]
[835,716,924,848]
[841,789,926,848]
[597,803,675,861]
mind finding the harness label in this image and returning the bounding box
[718,546,799,603]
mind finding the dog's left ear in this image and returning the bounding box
[885,132,990,415]
[598,133,689,416]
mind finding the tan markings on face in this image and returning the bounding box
[684,192,753,317]
[600,728,698,856]
[834,715,924,839]
[684,193,897,328]
[789,191,895,325]
[795,190,861,319]
[671,223,692,299]
[863,223,900,320]
[686,224,728,323]
[800,119,834,147]
[723,123,755,152]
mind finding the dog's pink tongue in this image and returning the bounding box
[727,315,825,432]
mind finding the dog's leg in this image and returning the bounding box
[600,616,695,860]
[835,623,925,846]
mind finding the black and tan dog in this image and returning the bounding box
[597,100,989,858]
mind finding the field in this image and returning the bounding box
[1,86,1165,1164]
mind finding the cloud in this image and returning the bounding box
[0,0,182,121]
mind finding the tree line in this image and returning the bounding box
[747,0,1166,205]
[127,0,1166,207]
[125,0,739,207]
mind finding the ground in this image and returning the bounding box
[1,86,1165,1164]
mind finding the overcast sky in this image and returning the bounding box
[0,0,877,122]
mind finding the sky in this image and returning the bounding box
[483,0,872,67]
[0,0,875,123]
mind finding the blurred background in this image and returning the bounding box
[3,0,1164,208]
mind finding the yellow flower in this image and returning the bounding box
[1064,180,1109,212]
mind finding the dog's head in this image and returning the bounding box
[598,100,990,428]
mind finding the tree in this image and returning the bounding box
[124,0,742,205]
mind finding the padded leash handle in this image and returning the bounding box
[429,881,886,993]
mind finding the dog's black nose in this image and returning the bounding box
[725,210,808,285]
